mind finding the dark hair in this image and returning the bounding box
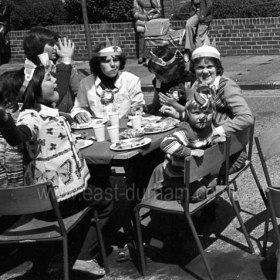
[23,26,59,66]
[0,69,24,112]
[147,46,188,76]
[21,66,46,111]
[89,43,126,76]
[190,57,224,76]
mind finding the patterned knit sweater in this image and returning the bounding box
[160,122,213,177]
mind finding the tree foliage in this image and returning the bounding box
[64,0,133,24]
[10,0,66,30]
[213,0,280,19]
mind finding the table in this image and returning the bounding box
[79,118,175,166]
[77,117,176,241]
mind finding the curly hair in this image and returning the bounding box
[23,26,59,66]
[89,43,126,76]
[190,57,224,76]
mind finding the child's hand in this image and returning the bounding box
[56,37,75,64]
[191,149,204,158]
[212,135,226,144]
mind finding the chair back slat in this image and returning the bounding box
[268,187,280,217]
[255,128,280,161]
[186,126,252,183]
[186,142,227,183]
[0,182,53,216]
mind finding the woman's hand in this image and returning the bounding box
[191,149,204,158]
[160,105,180,119]
[56,37,75,64]
[75,112,91,124]
[159,92,178,107]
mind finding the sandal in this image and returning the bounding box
[116,244,131,262]
[72,259,105,276]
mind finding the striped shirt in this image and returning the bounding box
[160,122,213,177]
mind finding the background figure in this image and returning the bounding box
[185,0,213,51]
[23,26,78,113]
[0,0,10,65]
[133,0,163,64]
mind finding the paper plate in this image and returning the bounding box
[110,137,151,151]
[71,119,107,130]
[77,139,94,150]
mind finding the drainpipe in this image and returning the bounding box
[81,0,92,59]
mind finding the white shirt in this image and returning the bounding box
[71,71,145,119]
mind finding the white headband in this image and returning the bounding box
[93,46,122,57]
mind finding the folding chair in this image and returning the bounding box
[0,182,109,280]
[134,125,257,280]
[255,127,280,280]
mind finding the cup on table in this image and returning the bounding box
[108,112,119,127]
[130,115,142,130]
[93,124,105,142]
[107,125,119,144]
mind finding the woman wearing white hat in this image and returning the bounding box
[190,44,254,173]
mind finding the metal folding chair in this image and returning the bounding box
[255,127,280,280]
[0,182,109,280]
[134,125,258,280]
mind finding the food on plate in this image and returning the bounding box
[143,117,180,132]
[114,137,146,149]
[120,128,145,139]
[73,132,88,140]
[71,118,106,129]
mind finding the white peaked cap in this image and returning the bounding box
[191,45,220,60]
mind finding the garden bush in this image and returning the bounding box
[9,0,66,30]
[213,0,280,19]
[64,0,133,24]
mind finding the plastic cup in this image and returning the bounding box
[93,124,105,142]
[130,115,142,130]
[108,112,119,127]
[107,125,119,144]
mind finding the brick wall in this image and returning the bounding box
[8,16,280,62]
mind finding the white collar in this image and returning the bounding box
[211,76,221,91]
[39,104,60,117]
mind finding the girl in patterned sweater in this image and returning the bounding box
[0,65,110,276]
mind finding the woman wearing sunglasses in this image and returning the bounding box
[145,46,196,116]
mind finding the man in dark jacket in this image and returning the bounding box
[184,0,213,51]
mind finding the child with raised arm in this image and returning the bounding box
[0,64,112,277]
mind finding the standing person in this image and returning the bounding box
[133,0,163,65]
[71,42,145,122]
[23,26,79,113]
[0,0,10,64]
[185,0,213,51]
[145,45,195,116]
[0,65,112,276]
